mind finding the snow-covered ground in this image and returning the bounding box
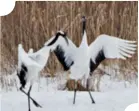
[0,74,138,111]
[1,88,137,111]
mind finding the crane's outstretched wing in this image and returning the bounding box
[89,34,137,73]
[44,36,77,71]
[28,48,33,54]
[28,46,50,68]
[18,44,43,69]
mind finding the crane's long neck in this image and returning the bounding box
[82,18,86,34]
[79,17,88,48]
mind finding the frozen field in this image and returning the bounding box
[0,75,138,111]
[1,88,137,111]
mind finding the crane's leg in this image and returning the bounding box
[73,80,77,104]
[20,86,42,107]
[86,79,95,104]
[28,85,32,111]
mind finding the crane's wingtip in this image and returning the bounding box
[18,44,22,47]
[18,44,23,49]
[28,48,33,54]
[124,40,137,44]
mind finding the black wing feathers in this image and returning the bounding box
[17,64,28,88]
[54,45,73,71]
[90,50,105,74]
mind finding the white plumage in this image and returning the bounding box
[89,34,136,63]
[46,18,137,81]
[17,31,69,110]
[28,48,33,54]
[17,44,50,85]
[17,31,68,87]
[44,16,137,104]
[17,44,50,109]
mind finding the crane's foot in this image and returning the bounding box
[32,100,42,108]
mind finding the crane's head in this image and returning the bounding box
[82,16,86,34]
[82,16,86,22]
[47,30,69,46]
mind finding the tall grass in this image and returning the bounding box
[0,1,138,79]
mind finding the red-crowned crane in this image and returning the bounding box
[17,31,68,111]
[44,16,137,104]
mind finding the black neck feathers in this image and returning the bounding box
[47,31,68,46]
[82,16,86,35]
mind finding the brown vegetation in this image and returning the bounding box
[0,2,138,90]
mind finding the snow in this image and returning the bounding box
[1,88,137,111]
[0,74,138,111]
